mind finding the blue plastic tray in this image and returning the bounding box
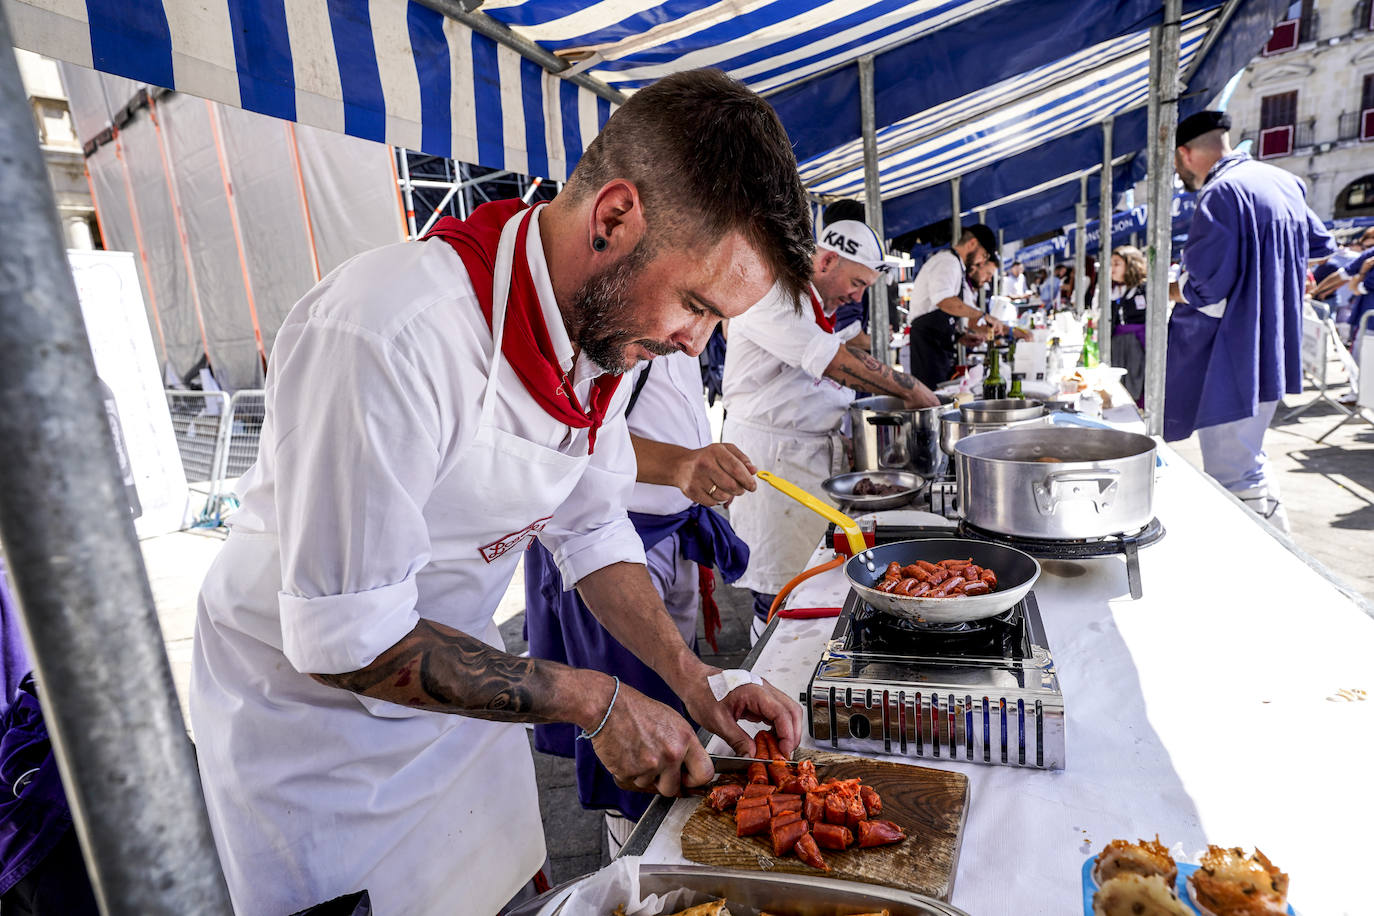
[1080,856,1296,915]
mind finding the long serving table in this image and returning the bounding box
[620,440,1374,915]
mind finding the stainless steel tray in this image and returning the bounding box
[511,864,972,915]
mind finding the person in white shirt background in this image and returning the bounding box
[188,69,810,916]
[523,347,757,853]
[721,220,940,640]
[999,259,1032,304]
[903,225,1007,388]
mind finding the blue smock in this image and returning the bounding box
[1165,152,1336,441]
[1347,249,1374,333]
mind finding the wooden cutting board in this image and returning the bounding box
[680,750,969,901]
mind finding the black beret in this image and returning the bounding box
[1176,110,1231,147]
[967,223,998,260]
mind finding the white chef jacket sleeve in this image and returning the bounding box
[272,319,440,675]
[538,392,647,588]
[730,285,842,380]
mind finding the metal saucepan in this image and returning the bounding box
[955,426,1156,540]
[822,469,926,512]
[849,394,952,477]
[939,408,1051,456]
[959,398,1046,423]
[844,537,1041,623]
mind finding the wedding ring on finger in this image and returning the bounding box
[706,484,718,497]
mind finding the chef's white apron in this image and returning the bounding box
[722,415,847,596]
[191,206,590,916]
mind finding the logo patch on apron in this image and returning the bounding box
[479,516,553,563]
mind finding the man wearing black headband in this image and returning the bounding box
[1165,110,1335,533]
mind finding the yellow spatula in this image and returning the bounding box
[756,470,869,558]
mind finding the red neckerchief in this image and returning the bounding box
[424,201,622,453]
[808,285,835,333]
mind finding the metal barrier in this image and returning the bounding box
[164,388,266,526]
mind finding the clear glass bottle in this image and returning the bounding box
[1046,336,1064,382]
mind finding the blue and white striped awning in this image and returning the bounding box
[798,13,1212,201]
[4,0,1285,236]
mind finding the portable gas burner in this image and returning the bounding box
[957,518,1166,600]
[805,526,1065,770]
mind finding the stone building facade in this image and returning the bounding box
[1221,0,1374,221]
[14,48,96,249]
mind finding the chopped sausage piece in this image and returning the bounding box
[893,577,921,596]
[939,557,972,568]
[797,774,820,794]
[908,581,933,598]
[741,783,776,799]
[962,581,991,596]
[856,819,907,848]
[931,575,965,598]
[812,822,853,850]
[884,561,902,578]
[915,560,941,574]
[777,775,804,795]
[766,762,792,786]
[794,833,830,871]
[770,818,809,857]
[746,762,769,785]
[736,795,770,811]
[823,793,848,825]
[875,578,899,593]
[768,794,802,816]
[980,569,997,588]
[754,731,777,760]
[735,804,771,837]
[706,784,744,811]
[845,794,866,830]
[859,785,883,817]
[803,792,826,825]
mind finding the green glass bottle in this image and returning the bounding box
[1009,372,1025,399]
[1078,318,1100,368]
[982,345,1007,400]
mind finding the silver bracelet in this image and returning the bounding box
[578,676,620,741]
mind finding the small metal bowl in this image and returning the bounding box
[958,398,1046,423]
[822,469,926,511]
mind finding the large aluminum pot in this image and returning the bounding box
[850,394,951,477]
[955,426,1156,539]
[938,409,1050,457]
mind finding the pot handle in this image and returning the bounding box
[1032,468,1120,516]
[865,415,904,426]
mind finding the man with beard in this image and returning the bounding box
[904,225,1008,388]
[189,69,809,916]
[1165,110,1334,533]
[722,220,942,639]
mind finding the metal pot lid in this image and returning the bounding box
[959,398,1046,423]
[954,425,1156,463]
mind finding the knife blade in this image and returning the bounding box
[707,753,796,772]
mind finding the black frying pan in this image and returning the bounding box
[844,537,1040,623]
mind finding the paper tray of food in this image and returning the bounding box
[506,858,971,916]
[1080,839,1297,916]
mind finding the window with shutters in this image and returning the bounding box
[1258,91,1297,159]
[1363,75,1374,142]
[1264,1,1313,53]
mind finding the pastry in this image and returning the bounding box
[1092,874,1192,916]
[1187,846,1288,916]
[1093,836,1178,887]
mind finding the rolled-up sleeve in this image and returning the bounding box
[270,319,440,675]
[730,284,842,381]
[539,391,646,587]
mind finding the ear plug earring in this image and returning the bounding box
[592,236,608,252]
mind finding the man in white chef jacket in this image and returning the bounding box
[721,221,941,639]
[189,70,810,916]
[524,349,757,851]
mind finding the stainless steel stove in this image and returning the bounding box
[803,527,1066,770]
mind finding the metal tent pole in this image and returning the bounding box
[1099,118,1115,366]
[0,28,233,916]
[1074,174,1088,316]
[398,149,418,238]
[1145,0,1182,437]
[859,55,891,366]
[976,208,988,310]
[950,176,962,243]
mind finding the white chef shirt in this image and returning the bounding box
[722,281,855,436]
[908,248,973,320]
[1000,272,1029,298]
[625,350,712,517]
[223,210,645,678]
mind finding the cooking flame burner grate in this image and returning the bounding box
[955,518,1165,600]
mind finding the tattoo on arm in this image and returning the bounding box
[312,618,562,724]
[833,345,918,395]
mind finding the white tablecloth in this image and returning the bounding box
[640,443,1374,915]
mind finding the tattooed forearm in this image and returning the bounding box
[312,618,587,725]
[830,345,919,396]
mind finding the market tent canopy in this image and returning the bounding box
[5,0,1287,223]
